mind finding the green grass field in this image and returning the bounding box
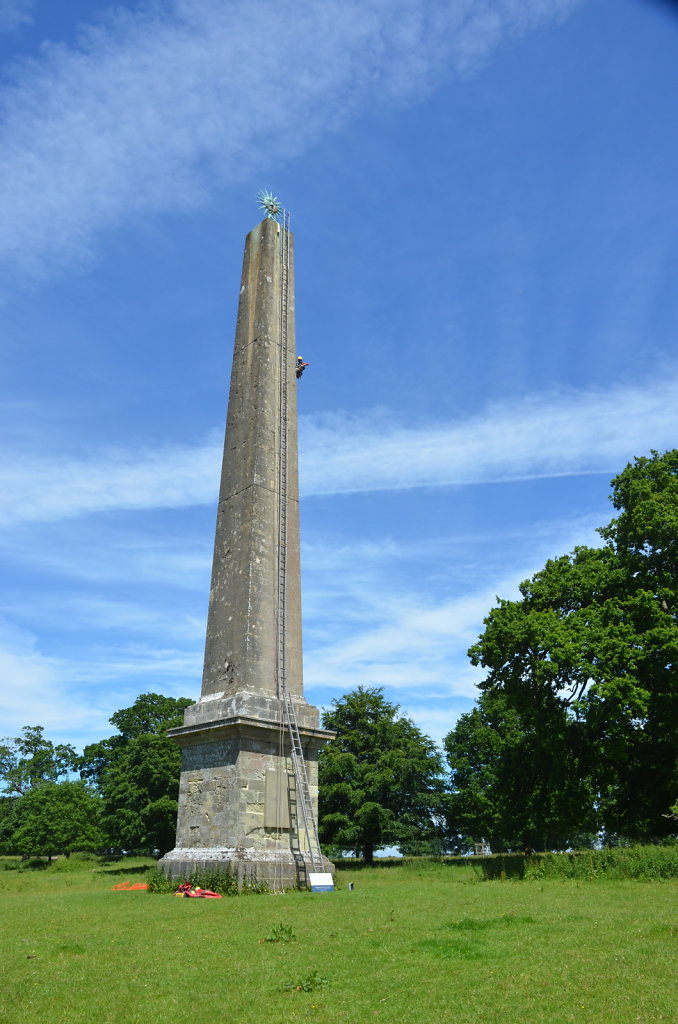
[1,857,676,1024]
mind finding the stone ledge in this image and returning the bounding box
[173,690,332,733]
[168,713,335,748]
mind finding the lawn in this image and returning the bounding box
[1,857,676,1024]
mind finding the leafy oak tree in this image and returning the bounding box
[0,726,78,796]
[444,691,529,851]
[0,727,86,857]
[445,450,678,847]
[80,692,193,855]
[8,781,104,861]
[318,686,445,863]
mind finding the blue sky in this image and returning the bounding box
[1,0,677,753]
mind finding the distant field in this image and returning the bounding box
[1,857,676,1024]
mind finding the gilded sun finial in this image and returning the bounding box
[257,190,283,221]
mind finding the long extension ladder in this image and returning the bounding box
[275,209,322,879]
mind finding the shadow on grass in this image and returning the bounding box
[100,863,152,876]
[1,857,49,871]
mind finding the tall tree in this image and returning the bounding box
[0,726,78,796]
[444,691,528,851]
[80,692,193,855]
[447,450,678,847]
[595,449,678,839]
[318,686,445,863]
[8,781,104,861]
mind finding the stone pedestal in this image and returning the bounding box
[160,693,334,888]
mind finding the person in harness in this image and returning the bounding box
[296,355,309,379]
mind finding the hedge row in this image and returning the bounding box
[333,846,678,880]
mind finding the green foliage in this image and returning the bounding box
[470,854,529,880]
[5,781,104,859]
[0,797,19,855]
[319,686,446,863]
[80,692,194,855]
[146,865,268,895]
[185,867,239,895]
[447,450,678,848]
[47,851,101,872]
[524,845,678,882]
[264,922,296,943]
[145,867,177,893]
[241,876,271,895]
[0,726,78,796]
[96,733,183,853]
[108,693,194,740]
[466,845,678,882]
[284,969,328,992]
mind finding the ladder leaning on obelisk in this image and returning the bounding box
[275,207,323,880]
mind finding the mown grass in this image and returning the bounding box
[1,855,676,1024]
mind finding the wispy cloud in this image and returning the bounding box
[300,376,678,495]
[304,587,491,697]
[302,507,608,744]
[0,502,604,748]
[0,0,34,33]
[0,436,220,525]
[0,0,585,279]
[0,616,200,746]
[0,374,674,525]
[0,516,213,589]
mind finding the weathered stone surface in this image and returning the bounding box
[160,847,332,890]
[201,216,302,700]
[169,711,329,853]
[160,216,334,888]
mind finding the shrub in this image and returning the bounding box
[263,922,295,943]
[146,867,176,893]
[470,846,678,882]
[524,846,678,882]
[146,865,269,895]
[284,970,328,993]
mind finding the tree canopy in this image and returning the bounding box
[7,781,104,861]
[0,726,78,796]
[445,449,678,848]
[318,686,446,862]
[80,692,193,855]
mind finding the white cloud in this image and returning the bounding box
[0,374,674,525]
[0,0,585,278]
[0,619,112,746]
[0,621,60,722]
[0,440,613,752]
[300,376,678,496]
[0,0,34,33]
[0,435,221,525]
[0,616,200,747]
[0,519,212,588]
[300,503,620,741]
[303,574,501,695]
[401,705,468,749]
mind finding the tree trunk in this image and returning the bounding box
[363,845,374,866]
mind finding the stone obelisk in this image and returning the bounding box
[160,209,334,888]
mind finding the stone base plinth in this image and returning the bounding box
[158,846,334,891]
[161,692,335,891]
